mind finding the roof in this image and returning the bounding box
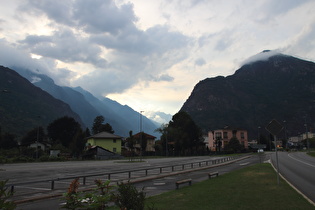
[87,132,122,139]
[133,132,156,139]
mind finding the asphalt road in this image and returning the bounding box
[0,155,263,210]
[271,151,315,204]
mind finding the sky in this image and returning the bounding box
[1,0,315,122]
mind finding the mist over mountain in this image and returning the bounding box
[181,51,315,139]
[0,66,83,138]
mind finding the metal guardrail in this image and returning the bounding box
[6,156,237,194]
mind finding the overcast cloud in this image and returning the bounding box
[0,0,315,117]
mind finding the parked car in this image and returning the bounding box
[257,149,264,153]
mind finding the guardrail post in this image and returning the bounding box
[83,177,86,185]
[51,180,55,190]
[172,166,174,171]
[108,174,111,180]
[160,167,162,173]
[10,186,14,194]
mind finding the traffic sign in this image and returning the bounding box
[266,119,283,136]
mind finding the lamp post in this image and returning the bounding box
[140,111,144,159]
[257,126,261,144]
[304,123,310,151]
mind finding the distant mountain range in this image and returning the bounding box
[1,66,161,139]
[181,51,315,139]
[0,66,83,137]
[3,51,313,141]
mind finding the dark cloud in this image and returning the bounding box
[19,28,107,68]
[19,0,74,25]
[91,25,189,55]
[73,0,137,34]
[13,0,191,97]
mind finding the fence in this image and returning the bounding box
[7,156,237,196]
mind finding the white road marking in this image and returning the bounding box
[288,154,315,168]
[239,162,249,166]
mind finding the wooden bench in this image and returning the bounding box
[175,179,192,189]
[208,171,219,179]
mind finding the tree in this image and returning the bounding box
[155,124,170,156]
[125,130,136,160]
[47,116,82,148]
[139,132,147,155]
[0,132,18,149]
[92,116,105,135]
[69,129,87,158]
[225,137,243,153]
[102,123,114,134]
[166,111,203,155]
[92,116,114,134]
[21,126,45,145]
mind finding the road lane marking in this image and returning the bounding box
[288,154,315,168]
[239,162,250,166]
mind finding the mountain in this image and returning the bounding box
[180,51,315,139]
[0,66,83,138]
[74,87,159,137]
[10,67,100,129]
[7,67,159,137]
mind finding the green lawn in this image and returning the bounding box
[144,163,314,210]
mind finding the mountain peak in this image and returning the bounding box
[181,53,315,139]
[241,50,283,66]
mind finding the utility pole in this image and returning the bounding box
[140,111,144,160]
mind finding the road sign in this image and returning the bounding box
[251,144,266,149]
[265,119,283,136]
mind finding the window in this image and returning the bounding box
[241,132,245,139]
[215,132,222,139]
[113,139,116,143]
[223,132,228,139]
[232,130,237,138]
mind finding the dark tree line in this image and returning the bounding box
[0,115,115,159]
[157,111,205,156]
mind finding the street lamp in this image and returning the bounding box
[283,120,287,149]
[139,111,144,159]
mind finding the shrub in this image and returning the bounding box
[112,182,146,210]
[0,180,16,210]
[62,179,114,210]
[61,178,83,210]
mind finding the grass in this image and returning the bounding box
[143,163,314,210]
[307,151,315,157]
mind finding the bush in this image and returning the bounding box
[61,179,114,210]
[62,180,146,210]
[10,156,35,163]
[0,180,16,210]
[112,182,146,210]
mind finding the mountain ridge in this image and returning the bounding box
[181,52,315,139]
[0,66,84,138]
[4,66,159,137]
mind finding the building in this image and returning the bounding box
[86,132,123,154]
[132,132,156,154]
[208,126,248,151]
[84,146,123,160]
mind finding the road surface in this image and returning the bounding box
[271,151,315,204]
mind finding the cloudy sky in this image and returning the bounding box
[1,0,315,120]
